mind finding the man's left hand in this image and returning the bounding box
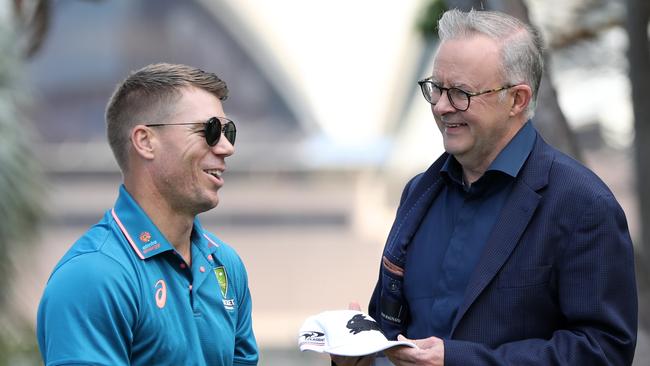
[384,335,444,366]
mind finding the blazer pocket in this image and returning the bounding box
[497,265,553,288]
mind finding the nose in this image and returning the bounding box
[211,135,234,157]
[432,89,456,116]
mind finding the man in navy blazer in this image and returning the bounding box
[333,9,637,366]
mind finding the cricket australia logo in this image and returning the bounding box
[347,314,381,335]
[214,266,235,310]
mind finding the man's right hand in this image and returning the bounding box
[330,302,376,366]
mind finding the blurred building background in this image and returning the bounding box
[1,0,648,364]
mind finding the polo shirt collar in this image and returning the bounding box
[191,219,221,259]
[441,120,536,183]
[111,185,219,260]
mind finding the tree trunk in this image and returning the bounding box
[625,0,650,329]
[444,0,583,160]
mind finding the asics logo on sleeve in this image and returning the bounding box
[155,279,167,308]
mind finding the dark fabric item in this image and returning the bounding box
[368,126,637,365]
[403,122,535,339]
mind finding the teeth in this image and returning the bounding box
[205,169,223,178]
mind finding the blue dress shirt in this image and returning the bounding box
[403,122,536,339]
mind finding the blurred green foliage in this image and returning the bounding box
[0,322,41,366]
[415,0,448,39]
[0,20,45,366]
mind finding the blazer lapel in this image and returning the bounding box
[450,134,553,334]
[384,154,448,265]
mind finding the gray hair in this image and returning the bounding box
[105,63,228,173]
[437,9,544,118]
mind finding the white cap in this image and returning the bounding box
[298,310,416,356]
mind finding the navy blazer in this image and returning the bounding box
[369,132,638,365]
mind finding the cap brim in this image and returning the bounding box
[326,339,416,356]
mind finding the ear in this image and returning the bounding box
[130,125,156,160]
[509,84,533,117]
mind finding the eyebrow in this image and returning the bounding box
[430,79,473,91]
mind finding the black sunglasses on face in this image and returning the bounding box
[145,116,236,146]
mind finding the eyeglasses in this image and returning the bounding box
[145,116,236,146]
[417,78,514,111]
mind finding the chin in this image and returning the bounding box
[443,143,466,156]
[194,196,220,214]
[207,196,220,209]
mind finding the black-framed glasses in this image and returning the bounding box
[417,78,514,111]
[145,116,236,146]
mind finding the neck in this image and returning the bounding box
[457,147,500,185]
[458,118,527,185]
[124,176,195,265]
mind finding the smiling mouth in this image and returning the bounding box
[444,122,467,128]
[204,169,223,179]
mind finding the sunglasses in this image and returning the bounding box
[145,117,236,146]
